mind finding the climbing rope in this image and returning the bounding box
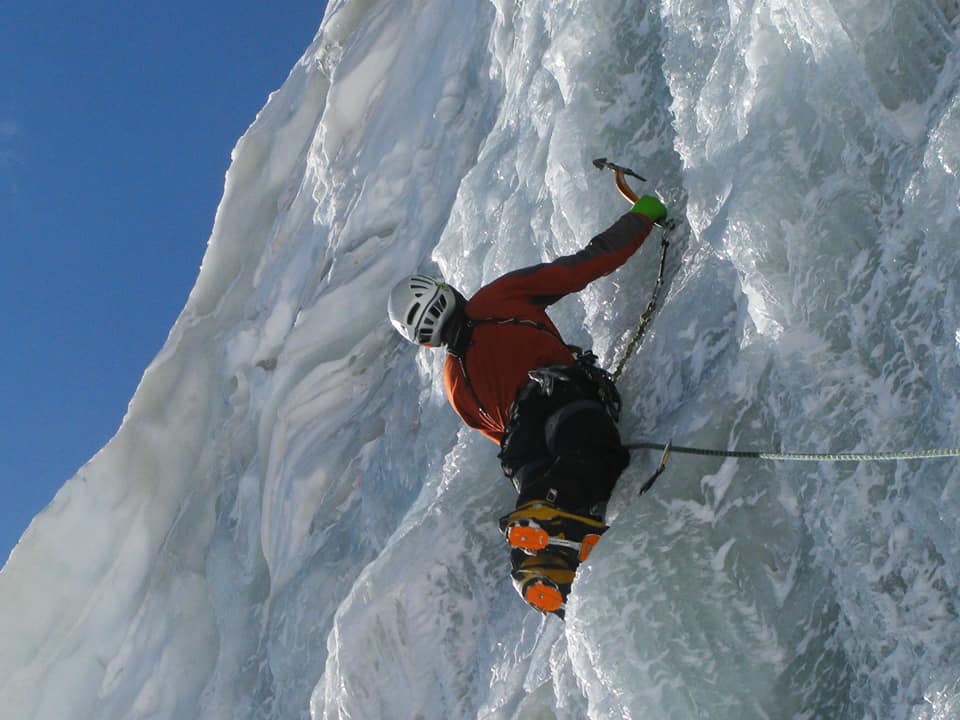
[624,441,960,463]
[626,440,960,496]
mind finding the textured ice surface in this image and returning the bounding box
[2,0,959,718]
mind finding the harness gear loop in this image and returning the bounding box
[528,366,569,397]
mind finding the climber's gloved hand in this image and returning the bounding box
[630,195,667,224]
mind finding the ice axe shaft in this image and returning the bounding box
[593,157,645,204]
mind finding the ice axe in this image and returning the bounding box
[593,157,646,204]
[594,157,676,232]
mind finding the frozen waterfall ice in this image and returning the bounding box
[2,0,960,718]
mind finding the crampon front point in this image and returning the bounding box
[521,575,565,614]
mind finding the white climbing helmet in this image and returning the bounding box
[388,275,458,347]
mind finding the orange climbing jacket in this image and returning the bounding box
[442,212,654,443]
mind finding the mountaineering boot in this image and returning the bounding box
[499,501,608,562]
[511,551,577,618]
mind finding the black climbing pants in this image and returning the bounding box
[499,365,630,518]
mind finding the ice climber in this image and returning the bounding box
[387,195,668,618]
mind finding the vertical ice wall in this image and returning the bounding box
[1,0,502,717]
[2,0,960,718]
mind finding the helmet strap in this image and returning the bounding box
[441,292,470,354]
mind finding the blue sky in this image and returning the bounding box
[1,2,327,564]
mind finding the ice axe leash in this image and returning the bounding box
[611,233,671,384]
[592,158,676,383]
